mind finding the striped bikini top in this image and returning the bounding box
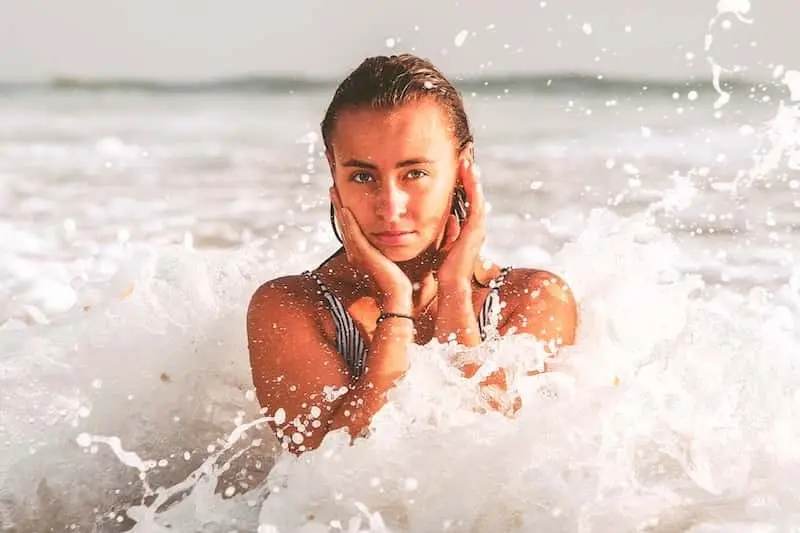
[304,267,512,379]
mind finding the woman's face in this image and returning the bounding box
[328,99,466,262]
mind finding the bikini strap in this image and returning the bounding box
[477,266,512,340]
[488,266,512,290]
[303,270,367,378]
[304,269,329,295]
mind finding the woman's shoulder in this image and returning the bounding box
[496,266,577,345]
[501,266,574,301]
[247,272,321,323]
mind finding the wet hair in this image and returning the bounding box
[320,54,473,155]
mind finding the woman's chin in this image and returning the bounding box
[375,244,425,264]
[381,248,418,263]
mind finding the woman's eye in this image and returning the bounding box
[351,172,374,184]
[406,169,428,180]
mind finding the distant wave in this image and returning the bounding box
[0,75,332,94]
[0,72,774,97]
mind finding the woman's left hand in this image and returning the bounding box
[435,158,486,289]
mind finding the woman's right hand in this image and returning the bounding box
[330,187,413,312]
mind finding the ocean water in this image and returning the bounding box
[1,63,799,532]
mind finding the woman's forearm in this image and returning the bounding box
[326,316,414,437]
[296,298,414,452]
[434,282,481,347]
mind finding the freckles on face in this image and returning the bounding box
[328,99,459,238]
[326,99,464,259]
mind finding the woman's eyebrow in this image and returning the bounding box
[340,157,434,169]
[396,158,434,168]
[341,158,378,169]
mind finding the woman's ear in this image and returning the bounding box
[457,142,475,185]
[459,141,474,160]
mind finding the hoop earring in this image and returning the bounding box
[329,202,343,244]
[452,187,468,222]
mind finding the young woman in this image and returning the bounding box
[247,54,577,455]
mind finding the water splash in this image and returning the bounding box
[704,0,753,109]
[80,209,795,533]
[703,1,799,191]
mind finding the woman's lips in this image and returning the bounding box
[372,230,414,246]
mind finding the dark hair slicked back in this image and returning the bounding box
[321,54,473,155]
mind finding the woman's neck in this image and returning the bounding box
[326,247,442,312]
[325,246,491,291]
[395,251,440,311]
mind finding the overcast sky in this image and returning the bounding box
[0,0,795,81]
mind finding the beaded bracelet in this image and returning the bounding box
[376,312,415,325]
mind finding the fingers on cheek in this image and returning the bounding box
[447,218,460,244]
[341,210,354,231]
[446,213,457,233]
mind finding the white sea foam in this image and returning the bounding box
[80,209,795,533]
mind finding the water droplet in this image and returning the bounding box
[783,70,800,101]
[738,124,755,136]
[623,163,640,175]
[716,0,751,16]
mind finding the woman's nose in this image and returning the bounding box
[375,180,409,222]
